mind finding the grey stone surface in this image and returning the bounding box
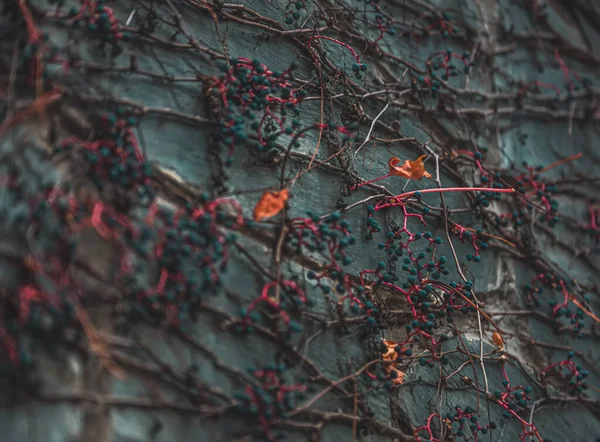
[1,0,600,441]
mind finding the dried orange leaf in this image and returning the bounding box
[253,189,289,222]
[388,155,432,180]
[381,339,405,385]
[382,339,399,360]
[389,368,406,385]
[492,331,504,351]
[383,339,398,348]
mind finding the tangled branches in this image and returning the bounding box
[1,0,600,441]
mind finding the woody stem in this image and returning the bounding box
[351,173,393,190]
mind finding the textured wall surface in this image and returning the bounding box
[1,0,600,441]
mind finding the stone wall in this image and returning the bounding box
[1,0,600,441]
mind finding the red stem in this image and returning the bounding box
[395,186,515,200]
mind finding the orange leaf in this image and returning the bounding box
[389,368,406,384]
[382,339,399,361]
[388,155,432,180]
[492,331,504,351]
[253,189,289,222]
[381,339,405,385]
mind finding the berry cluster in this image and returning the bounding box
[295,213,383,325]
[425,12,460,39]
[207,58,306,160]
[453,151,561,229]
[284,1,305,25]
[541,352,591,396]
[234,365,308,441]
[358,193,499,369]
[524,273,590,334]
[451,224,488,262]
[0,159,102,390]
[424,49,472,88]
[306,36,366,80]
[450,149,512,212]
[115,197,243,330]
[494,362,536,423]
[54,108,155,205]
[415,406,497,442]
[237,280,307,336]
[294,212,356,269]
[372,13,397,45]
[66,0,127,43]
[512,162,560,226]
[351,62,369,80]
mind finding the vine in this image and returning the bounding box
[1,0,599,441]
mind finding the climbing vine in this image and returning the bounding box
[1,0,600,441]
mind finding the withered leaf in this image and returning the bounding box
[388,155,432,180]
[253,189,289,222]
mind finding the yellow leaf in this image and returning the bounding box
[253,189,289,222]
[388,155,432,180]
